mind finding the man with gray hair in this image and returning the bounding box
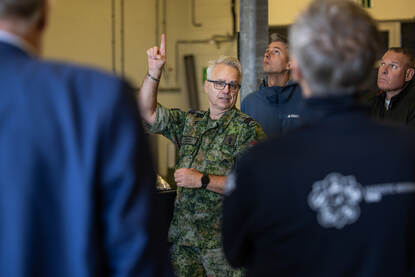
[0,0,173,276]
[139,35,265,276]
[223,0,415,276]
[241,33,303,137]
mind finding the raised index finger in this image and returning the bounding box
[160,34,166,56]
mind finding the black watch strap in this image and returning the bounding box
[201,174,210,189]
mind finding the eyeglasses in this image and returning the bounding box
[207,80,241,92]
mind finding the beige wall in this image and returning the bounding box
[368,0,415,21]
[45,0,113,70]
[269,0,415,25]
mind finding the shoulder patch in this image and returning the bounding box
[235,113,257,126]
[188,109,205,118]
[244,118,253,124]
[243,118,256,126]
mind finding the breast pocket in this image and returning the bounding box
[281,113,301,132]
[205,140,236,175]
[180,144,196,156]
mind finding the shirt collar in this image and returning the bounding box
[384,79,415,102]
[206,107,237,128]
[263,80,299,104]
[0,30,37,56]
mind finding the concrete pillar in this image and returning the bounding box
[239,0,268,101]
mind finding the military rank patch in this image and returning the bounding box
[243,118,254,125]
[188,109,205,118]
[182,136,198,145]
[224,135,236,146]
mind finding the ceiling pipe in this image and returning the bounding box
[192,0,203,27]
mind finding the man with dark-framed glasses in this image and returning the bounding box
[207,79,241,91]
[138,34,265,277]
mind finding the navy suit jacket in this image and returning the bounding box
[0,41,172,277]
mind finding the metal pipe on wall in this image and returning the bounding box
[184,55,200,110]
[239,0,268,101]
[120,0,125,77]
[155,0,160,46]
[111,0,116,73]
[192,0,203,27]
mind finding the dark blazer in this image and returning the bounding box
[223,96,415,277]
[0,41,172,277]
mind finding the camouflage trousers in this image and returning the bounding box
[170,244,243,277]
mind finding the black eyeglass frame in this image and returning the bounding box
[207,79,241,91]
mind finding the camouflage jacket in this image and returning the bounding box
[148,103,266,248]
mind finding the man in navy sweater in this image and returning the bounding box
[241,33,303,137]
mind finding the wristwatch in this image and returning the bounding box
[201,174,210,189]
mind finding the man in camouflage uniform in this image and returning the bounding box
[138,34,266,277]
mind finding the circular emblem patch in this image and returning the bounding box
[308,173,363,229]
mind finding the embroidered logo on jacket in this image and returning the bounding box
[308,173,415,229]
[308,173,362,229]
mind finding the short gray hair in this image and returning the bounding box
[388,47,415,69]
[206,56,242,80]
[0,0,44,23]
[270,33,288,45]
[289,0,381,96]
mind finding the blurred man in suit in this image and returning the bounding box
[223,0,415,276]
[0,0,172,276]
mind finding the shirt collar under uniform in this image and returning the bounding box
[0,30,37,56]
[206,107,237,131]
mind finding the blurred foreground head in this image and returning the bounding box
[0,0,46,25]
[289,0,381,97]
[0,0,47,53]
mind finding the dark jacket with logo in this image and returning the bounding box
[370,79,415,127]
[241,80,304,137]
[223,95,415,277]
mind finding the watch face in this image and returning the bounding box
[201,174,210,185]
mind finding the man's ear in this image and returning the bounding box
[290,58,302,82]
[286,60,292,71]
[405,67,415,82]
[291,57,312,97]
[36,0,49,33]
[204,80,209,93]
